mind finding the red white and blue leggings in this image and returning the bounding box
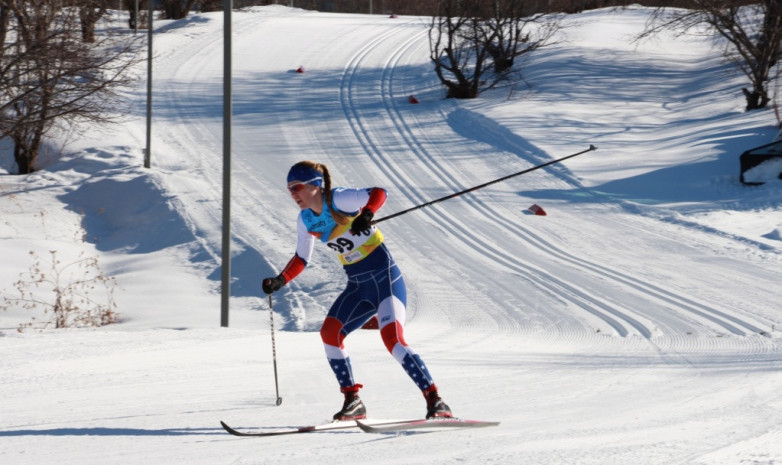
[320,243,434,392]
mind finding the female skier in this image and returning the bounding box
[262,161,453,421]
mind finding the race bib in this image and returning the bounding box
[326,226,384,265]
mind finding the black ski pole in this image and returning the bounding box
[373,144,597,224]
[268,295,283,406]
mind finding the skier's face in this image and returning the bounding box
[288,181,322,212]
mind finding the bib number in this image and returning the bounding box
[326,228,377,264]
[327,237,356,254]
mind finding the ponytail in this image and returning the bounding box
[319,163,351,225]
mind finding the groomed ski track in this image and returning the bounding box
[4,7,782,465]
[151,8,779,350]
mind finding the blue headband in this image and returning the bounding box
[287,164,323,187]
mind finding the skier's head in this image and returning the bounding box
[286,161,349,225]
[287,162,323,189]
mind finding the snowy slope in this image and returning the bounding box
[1,5,781,465]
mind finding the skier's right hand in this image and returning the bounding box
[262,275,286,294]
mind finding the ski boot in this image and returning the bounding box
[423,384,453,419]
[333,384,367,421]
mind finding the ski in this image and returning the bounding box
[220,419,415,437]
[356,417,500,434]
[220,420,360,437]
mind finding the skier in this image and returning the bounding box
[262,161,453,421]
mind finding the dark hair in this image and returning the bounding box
[291,161,350,225]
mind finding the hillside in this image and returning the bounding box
[1,6,781,465]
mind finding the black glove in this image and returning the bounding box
[350,208,374,236]
[262,275,286,294]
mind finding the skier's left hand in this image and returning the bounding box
[262,275,286,294]
[350,208,374,235]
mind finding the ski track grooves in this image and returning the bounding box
[157,10,299,286]
[339,25,646,338]
[160,14,766,341]
[154,15,265,269]
[437,110,767,338]
[339,25,765,340]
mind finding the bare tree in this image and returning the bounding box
[429,0,484,98]
[429,0,559,99]
[1,0,142,174]
[640,0,782,111]
[483,0,559,74]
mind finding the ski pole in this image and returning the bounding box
[268,294,283,406]
[373,144,597,224]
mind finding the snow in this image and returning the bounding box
[2,5,782,464]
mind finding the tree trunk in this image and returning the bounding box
[162,0,197,20]
[445,81,479,99]
[81,21,95,42]
[80,6,107,43]
[0,5,10,59]
[13,135,35,174]
[743,87,770,111]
